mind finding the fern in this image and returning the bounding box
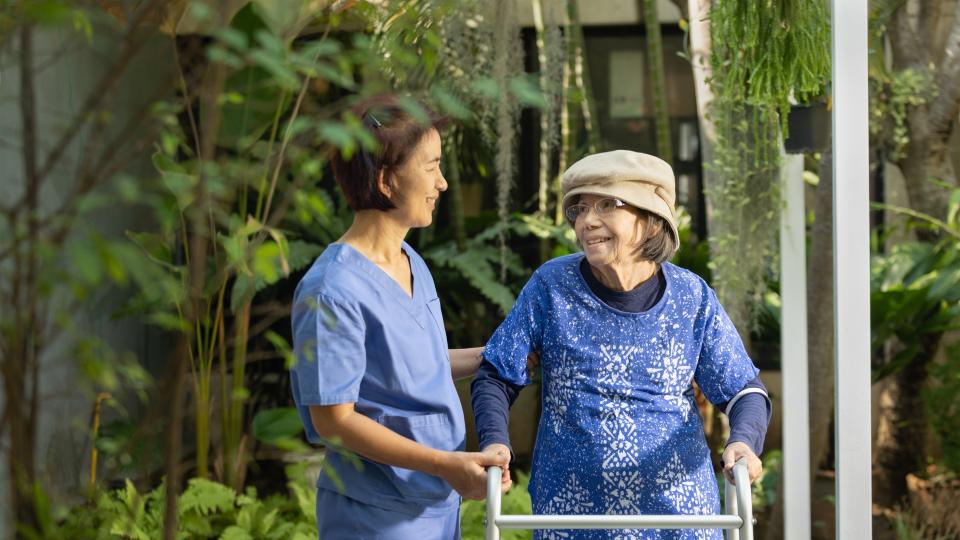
[179,478,237,517]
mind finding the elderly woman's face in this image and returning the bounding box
[573,194,643,268]
[386,129,447,227]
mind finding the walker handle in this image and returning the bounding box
[484,458,754,539]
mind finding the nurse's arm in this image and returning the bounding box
[448,348,540,380]
[448,347,484,379]
[308,403,510,499]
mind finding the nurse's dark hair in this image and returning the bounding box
[330,94,448,211]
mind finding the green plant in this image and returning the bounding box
[752,449,781,511]
[703,0,830,331]
[460,470,533,540]
[870,183,960,383]
[889,506,959,540]
[20,464,317,540]
[924,343,960,474]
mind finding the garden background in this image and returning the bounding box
[1,0,959,538]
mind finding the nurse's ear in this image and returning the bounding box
[375,168,392,200]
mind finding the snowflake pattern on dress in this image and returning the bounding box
[655,451,697,508]
[541,474,596,540]
[544,350,586,435]
[599,344,640,388]
[481,256,760,540]
[646,338,690,392]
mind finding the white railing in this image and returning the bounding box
[485,459,754,540]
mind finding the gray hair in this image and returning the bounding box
[634,211,677,264]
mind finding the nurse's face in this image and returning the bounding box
[384,129,447,228]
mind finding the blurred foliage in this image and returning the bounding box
[871,183,960,475]
[925,343,960,474]
[18,463,317,540]
[870,184,960,383]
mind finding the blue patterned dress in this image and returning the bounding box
[482,255,758,540]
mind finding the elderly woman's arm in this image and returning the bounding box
[718,377,772,483]
[471,359,525,460]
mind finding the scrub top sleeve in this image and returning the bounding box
[291,292,366,405]
[694,287,760,406]
[481,274,545,387]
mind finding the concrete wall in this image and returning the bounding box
[0,16,174,536]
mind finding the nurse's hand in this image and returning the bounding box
[721,441,762,484]
[526,351,540,380]
[438,449,510,500]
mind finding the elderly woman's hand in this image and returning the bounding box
[721,441,762,484]
[482,444,513,494]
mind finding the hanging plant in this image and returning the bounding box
[705,0,830,330]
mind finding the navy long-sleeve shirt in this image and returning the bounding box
[471,262,772,458]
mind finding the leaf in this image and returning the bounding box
[928,266,960,302]
[253,241,283,284]
[317,122,355,152]
[249,49,300,90]
[215,27,250,51]
[446,250,516,313]
[178,478,236,517]
[125,231,173,266]
[252,407,304,444]
[221,526,254,540]
[509,75,548,109]
[231,274,256,312]
[430,85,470,120]
[251,0,328,42]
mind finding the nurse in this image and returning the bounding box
[290,94,509,539]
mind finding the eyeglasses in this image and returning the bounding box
[564,197,627,223]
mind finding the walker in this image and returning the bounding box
[484,459,755,540]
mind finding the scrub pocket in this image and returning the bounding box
[378,413,455,500]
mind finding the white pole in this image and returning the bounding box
[780,152,811,540]
[831,1,873,538]
[486,466,502,540]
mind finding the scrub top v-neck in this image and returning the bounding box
[290,241,465,516]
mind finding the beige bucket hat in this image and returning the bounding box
[561,150,679,247]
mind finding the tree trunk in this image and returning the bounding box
[566,0,601,153]
[686,0,717,222]
[641,0,673,165]
[890,2,960,225]
[807,147,836,485]
[5,23,41,535]
[873,335,942,506]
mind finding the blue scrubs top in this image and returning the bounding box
[290,242,465,517]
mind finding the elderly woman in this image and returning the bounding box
[471,150,771,539]
[290,95,509,539]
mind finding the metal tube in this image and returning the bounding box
[733,460,754,540]
[483,458,754,535]
[725,469,740,540]
[496,514,743,529]
[485,466,502,540]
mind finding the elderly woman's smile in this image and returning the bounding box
[573,194,656,291]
